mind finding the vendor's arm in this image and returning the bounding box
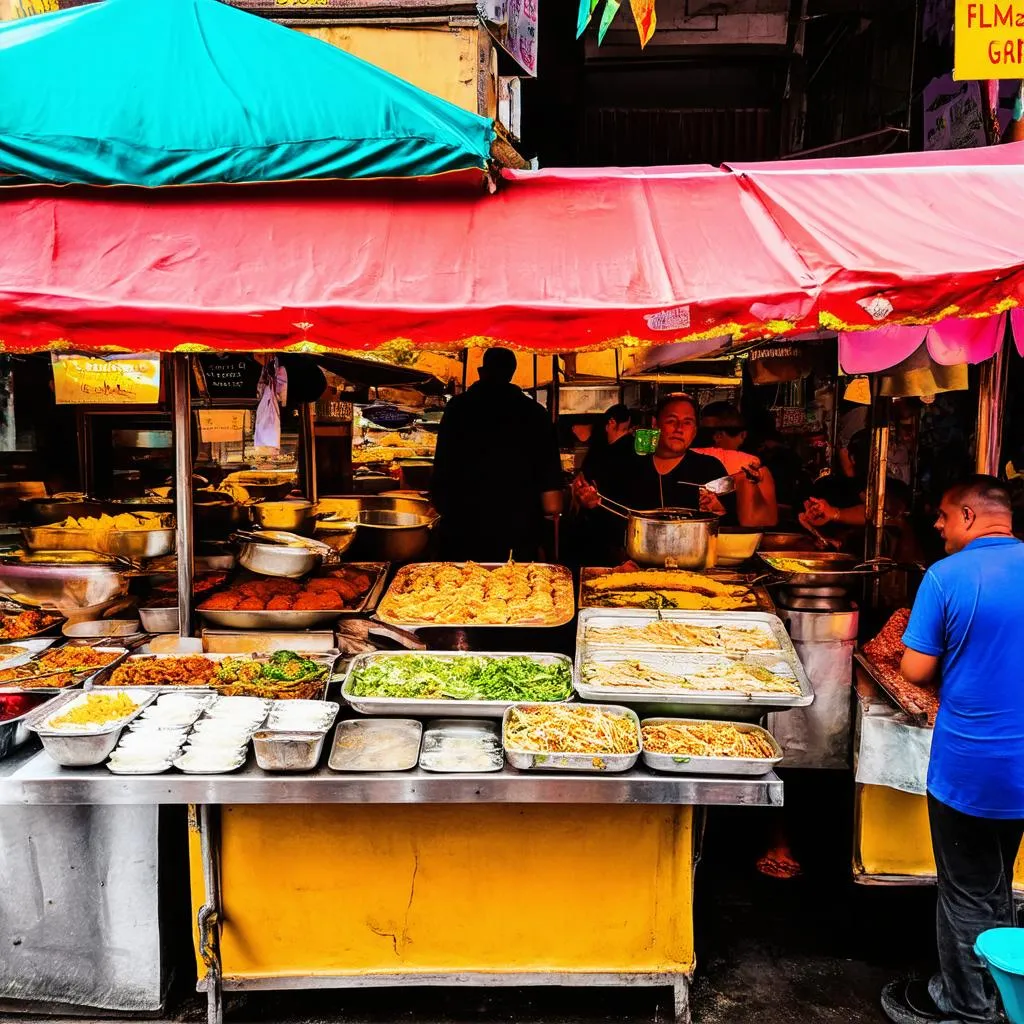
[804,496,867,527]
[900,569,945,687]
[735,464,779,528]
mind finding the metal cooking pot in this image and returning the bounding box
[624,509,719,569]
[249,500,316,535]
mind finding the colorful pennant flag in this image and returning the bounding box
[630,0,656,46]
[597,0,621,43]
[577,0,600,37]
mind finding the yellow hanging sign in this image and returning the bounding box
[51,353,161,405]
[954,0,1024,79]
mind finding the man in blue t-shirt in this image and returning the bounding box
[882,475,1024,1024]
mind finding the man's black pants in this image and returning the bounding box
[928,793,1024,1023]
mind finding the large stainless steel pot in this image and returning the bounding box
[316,496,437,564]
[249,500,316,535]
[624,509,719,569]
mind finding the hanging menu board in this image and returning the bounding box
[51,353,161,405]
[197,355,262,401]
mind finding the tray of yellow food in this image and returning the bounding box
[376,562,575,627]
[579,566,773,613]
[502,702,641,772]
[577,608,787,656]
[24,688,156,767]
[22,512,175,560]
[641,717,782,775]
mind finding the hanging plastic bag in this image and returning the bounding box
[253,357,288,450]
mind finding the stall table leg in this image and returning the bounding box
[190,803,697,1022]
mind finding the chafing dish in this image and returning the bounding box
[0,558,128,613]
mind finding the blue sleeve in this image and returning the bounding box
[902,570,946,656]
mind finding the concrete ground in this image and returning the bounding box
[1,776,940,1024]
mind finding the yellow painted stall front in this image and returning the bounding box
[855,784,1024,889]
[190,803,696,984]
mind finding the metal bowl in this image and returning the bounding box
[237,541,321,579]
[715,528,763,566]
[250,500,316,535]
[138,606,179,633]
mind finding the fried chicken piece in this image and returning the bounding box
[328,570,372,593]
[266,595,294,610]
[236,596,266,611]
[200,593,241,611]
[305,578,346,594]
[293,593,341,610]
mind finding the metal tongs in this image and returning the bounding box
[231,530,343,565]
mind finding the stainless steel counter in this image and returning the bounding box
[0,746,783,807]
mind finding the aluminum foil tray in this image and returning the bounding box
[576,608,789,656]
[640,717,782,776]
[575,647,813,722]
[502,703,641,773]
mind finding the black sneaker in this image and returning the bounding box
[881,979,945,1024]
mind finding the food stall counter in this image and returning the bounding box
[0,744,781,1024]
[853,664,1024,889]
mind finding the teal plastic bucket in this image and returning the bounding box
[975,928,1024,1024]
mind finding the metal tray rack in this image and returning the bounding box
[342,650,574,718]
[375,562,576,629]
[502,702,641,773]
[574,646,813,722]
[576,608,789,656]
[578,566,775,614]
[640,717,782,776]
[195,562,390,630]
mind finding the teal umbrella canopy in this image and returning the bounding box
[0,0,494,185]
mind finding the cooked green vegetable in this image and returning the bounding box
[349,655,572,702]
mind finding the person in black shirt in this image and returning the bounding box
[574,394,731,527]
[430,348,564,562]
[574,404,636,565]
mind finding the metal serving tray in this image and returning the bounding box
[576,608,788,657]
[640,717,782,776]
[0,637,58,670]
[376,562,575,628]
[578,566,775,614]
[195,562,389,629]
[0,645,129,695]
[328,719,423,772]
[575,647,813,722]
[418,718,504,773]
[95,652,337,700]
[502,702,641,773]
[0,613,64,643]
[25,687,157,767]
[341,650,574,718]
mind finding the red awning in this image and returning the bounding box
[0,170,817,354]
[1,147,1023,356]
[727,143,1024,334]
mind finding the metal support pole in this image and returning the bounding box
[864,380,890,603]
[197,804,223,1024]
[551,356,559,425]
[172,355,194,639]
[975,340,1008,476]
[298,402,318,504]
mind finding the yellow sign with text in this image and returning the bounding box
[955,0,1024,78]
[51,354,161,405]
